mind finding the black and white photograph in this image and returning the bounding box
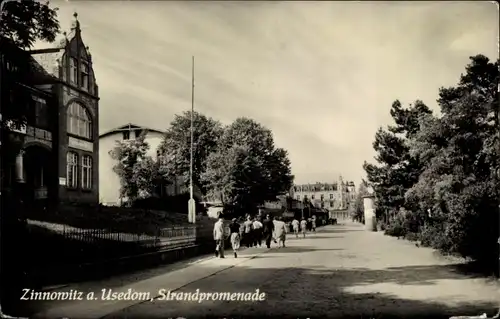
[0,1,499,318]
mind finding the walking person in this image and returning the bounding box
[291,218,300,238]
[300,217,307,238]
[243,215,254,247]
[311,215,317,233]
[262,214,275,249]
[213,216,225,258]
[229,218,241,258]
[274,217,287,248]
[252,217,263,247]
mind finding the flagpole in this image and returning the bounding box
[188,56,196,223]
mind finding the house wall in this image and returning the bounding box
[57,84,99,205]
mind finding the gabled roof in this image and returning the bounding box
[28,12,93,80]
[99,123,165,138]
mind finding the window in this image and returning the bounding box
[296,195,300,200]
[81,155,92,189]
[70,58,78,84]
[135,129,143,139]
[123,131,130,140]
[304,195,308,200]
[330,201,334,207]
[311,194,315,200]
[33,96,49,128]
[67,152,78,188]
[321,202,325,208]
[67,102,92,139]
[81,62,89,89]
[329,193,334,199]
[320,194,324,201]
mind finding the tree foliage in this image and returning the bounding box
[109,132,162,205]
[201,118,294,216]
[157,111,223,195]
[364,54,499,268]
[349,179,369,223]
[363,100,432,221]
[0,0,60,49]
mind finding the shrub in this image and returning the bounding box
[404,232,420,242]
[384,219,406,238]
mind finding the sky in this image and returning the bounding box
[43,1,498,185]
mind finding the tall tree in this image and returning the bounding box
[265,147,294,198]
[0,0,60,49]
[349,179,369,223]
[157,111,223,195]
[202,118,294,215]
[363,100,432,221]
[406,55,499,263]
[220,118,293,201]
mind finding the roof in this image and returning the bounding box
[1,37,54,83]
[29,48,65,78]
[99,123,165,138]
[26,21,70,79]
[27,13,93,81]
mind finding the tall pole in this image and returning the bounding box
[188,56,196,223]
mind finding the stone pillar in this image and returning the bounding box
[15,150,25,183]
[363,194,377,231]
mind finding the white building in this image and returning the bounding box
[98,123,164,206]
[290,176,356,211]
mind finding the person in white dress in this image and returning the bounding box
[300,218,307,238]
[291,218,300,238]
[273,216,287,248]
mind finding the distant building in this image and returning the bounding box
[1,14,100,209]
[98,123,164,206]
[290,176,356,214]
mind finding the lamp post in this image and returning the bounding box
[188,56,196,223]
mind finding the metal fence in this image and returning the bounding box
[27,219,197,251]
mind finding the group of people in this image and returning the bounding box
[212,213,318,258]
[289,216,316,238]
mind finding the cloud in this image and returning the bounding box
[44,1,498,184]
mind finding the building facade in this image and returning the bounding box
[290,176,356,213]
[99,123,164,206]
[1,14,99,209]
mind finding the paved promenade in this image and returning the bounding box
[32,222,499,319]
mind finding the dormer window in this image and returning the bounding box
[81,62,89,90]
[70,58,77,84]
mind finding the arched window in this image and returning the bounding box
[67,102,92,139]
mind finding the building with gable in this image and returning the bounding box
[290,176,356,213]
[99,123,204,206]
[98,123,164,206]
[1,13,99,209]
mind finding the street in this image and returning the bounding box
[31,222,499,319]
